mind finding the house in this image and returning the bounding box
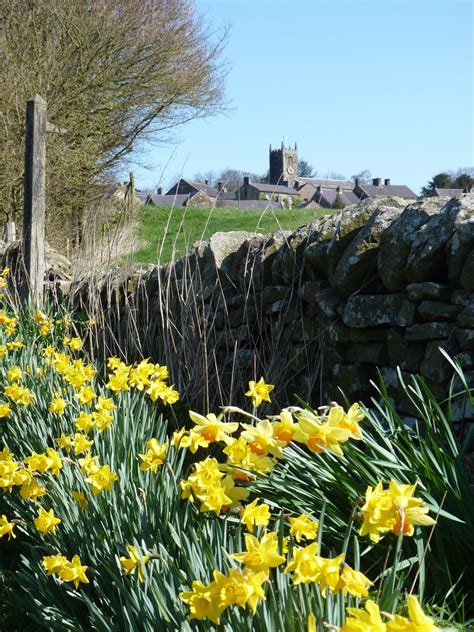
[166,178,219,198]
[295,177,355,204]
[237,175,300,204]
[353,178,416,200]
[432,188,465,197]
[307,185,360,209]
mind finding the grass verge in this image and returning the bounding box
[133,204,333,263]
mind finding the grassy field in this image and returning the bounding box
[132,204,333,264]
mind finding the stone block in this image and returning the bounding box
[406,195,474,284]
[262,285,291,306]
[387,328,425,372]
[328,323,389,343]
[406,282,452,301]
[456,328,474,351]
[298,281,322,304]
[342,294,415,328]
[378,197,447,290]
[331,204,404,296]
[459,252,474,290]
[457,305,474,328]
[291,318,318,343]
[405,322,454,341]
[377,367,420,415]
[451,289,474,306]
[346,342,388,365]
[313,287,343,318]
[228,305,257,328]
[330,363,375,400]
[418,301,460,322]
[420,340,458,383]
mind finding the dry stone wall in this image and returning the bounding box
[81,193,474,416]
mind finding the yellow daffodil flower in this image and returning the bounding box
[288,513,319,542]
[240,498,271,532]
[245,377,274,407]
[34,507,61,535]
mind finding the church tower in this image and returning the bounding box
[269,141,298,188]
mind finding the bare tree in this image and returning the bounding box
[0,0,228,240]
[351,170,372,184]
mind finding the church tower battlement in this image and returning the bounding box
[269,141,298,188]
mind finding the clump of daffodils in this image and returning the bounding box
[42,553,89,589]
[359,480,436,542]
[341,595,440,631]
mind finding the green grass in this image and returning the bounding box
[133,204,334,264]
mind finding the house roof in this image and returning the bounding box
[146,193,190,207]
[357,184,416,199]
[434,188,464,197]
[297,177,354,191]
[312,189,360,207]
[244,181,299,195]
[166,178,219,198]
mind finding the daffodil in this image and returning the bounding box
[120,544,150,582]
[58,554,89,589]
[0,514,15,539]
[240,498,271,532]
[272,409,297,444]
[189,410,238,444]
[139,439,168,472]
[289,513,319,542]
[245,377,274,407]
[240,419,284,458]
[71,490,88,510]
[335,564,373,598]
[34,507,61,535]
[85,464,119,495]
[232,531,285,573]
[359,480,436,542]
[387,595,441,631]
[341,599,387,631]
[179,580,223,624]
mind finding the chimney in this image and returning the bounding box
[218,181,223,192]
[355,178,360,187]
[372,178,382,186]
[157,186,163,195]
[204,179,209,185]
[384,178,391,186]
[243,175,250,187]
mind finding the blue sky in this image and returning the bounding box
[129,0,473,194]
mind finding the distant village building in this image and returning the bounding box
[353,178,416,200]
[269,142,299,188]
[166,178,218,198]
[309,186,360,209]
[295,177,355,205]
[238,175,299,203]
[432,188,465,197]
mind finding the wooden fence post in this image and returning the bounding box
[23,94,47,306]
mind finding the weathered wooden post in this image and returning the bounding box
[23,95,47,306]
